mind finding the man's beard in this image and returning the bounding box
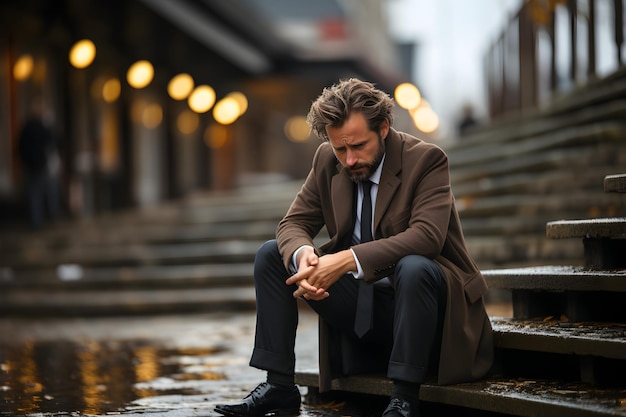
[348,135,385,183]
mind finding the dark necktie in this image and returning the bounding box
[354,180,374,338]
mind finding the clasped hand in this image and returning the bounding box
[286,248,355,301]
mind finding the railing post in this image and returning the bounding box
[615,0,624,65]
[588,0,597,79]
[568,0,578,83]
[519,4,538,110]
[549,7,558,92]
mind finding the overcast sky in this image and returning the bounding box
[386,0,522,139]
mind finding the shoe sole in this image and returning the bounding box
[214,406,300,417]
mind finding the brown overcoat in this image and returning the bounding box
[276,128,493,389]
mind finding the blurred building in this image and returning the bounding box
[0,0,412,223]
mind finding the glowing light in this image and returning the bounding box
[13,54,34,81]
[177,110,199,134]
[127,60,154,89]
[188,85,216,113]
[213,97,240,125]
[168,73,194,100]
[131,99,146,124]
[142,103,163,128]
[226,91,248,115]
[412,106,439,133]
[69,39,96,69]
[394,82,421,110]
[204,124,229,148]
[102,78,121,103]
[284,116,311,143]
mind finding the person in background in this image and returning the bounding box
[457,103,479,137]
[215,78,493,417]
[18,98,60,229]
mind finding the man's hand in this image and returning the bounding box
[287,249,356,301]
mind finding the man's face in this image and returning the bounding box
[326,112,388,182]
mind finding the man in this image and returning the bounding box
[18,98,60,229]
[215,78,493,417]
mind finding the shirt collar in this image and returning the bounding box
[368,154,385,186]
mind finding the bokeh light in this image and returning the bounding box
[226,91,248,115]
[394,82,421,110]
[213,97,240,125]
[168,73,194,100]
[127,60,154,89]
[102,78,121,103]
[284,116,311,142]
[69,39,96,69]
[188,85,216,113]
[142,103,163,128]
[13,54,34,81]
[204,123,229,149]
[411,104,439,133]
[177,110,199,134]
[130,99,146,124]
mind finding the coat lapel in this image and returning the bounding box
[331,162,356,245]
[374,130,402,234]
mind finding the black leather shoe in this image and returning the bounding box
[214,382,301,416]
[382,396,415,417]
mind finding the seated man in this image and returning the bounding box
[215,78,493,417]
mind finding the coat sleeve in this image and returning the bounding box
[276,145,328,271]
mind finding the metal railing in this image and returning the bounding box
[485,0,626,118]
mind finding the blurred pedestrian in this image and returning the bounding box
[17,98,60,229]
[457,103,479,137]
[215,79,493,417]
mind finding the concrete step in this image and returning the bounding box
[456,192,625,219]
[493,317,626,360]
[605,174,626,193]
[547,217,626,240]
[0,285,256,316]
[449,121,625,169]
[0,262,254,288]
[465,235,583,268]
[0,221,279,252]
[484,265,626,321]
[296,370,626,417]
[546,218,626,269]
[451,141,626,186]
[492,317,626,386]
[483,266,626,292]
[0,239,266,269]
[451,168,609,199]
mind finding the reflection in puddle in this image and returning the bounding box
[0,337,389,417]
[0,339,227,415]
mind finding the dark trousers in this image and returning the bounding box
[26,171,60,229]
[249,240,447,384]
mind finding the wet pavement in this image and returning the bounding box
[1,307,383,417]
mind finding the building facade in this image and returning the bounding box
[0,0,411,225]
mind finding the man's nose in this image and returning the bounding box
[346,150,358,166]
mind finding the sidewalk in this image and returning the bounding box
[0,306,333,417]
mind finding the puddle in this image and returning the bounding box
[0,336,388,417]
[0,339,230,415]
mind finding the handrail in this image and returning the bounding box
[486,0,626,119]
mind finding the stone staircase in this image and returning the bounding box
[0,181,302,315]
[295,174,626,416]
[446,88,626,268]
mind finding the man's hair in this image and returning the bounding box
[307,78,395,141]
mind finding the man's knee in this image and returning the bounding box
[254,239,287,280]
[255,239,279,260]
[393,255,446,293]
